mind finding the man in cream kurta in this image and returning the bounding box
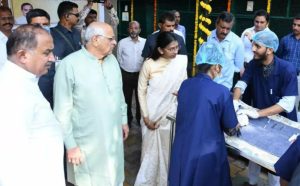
[54,22,129,186]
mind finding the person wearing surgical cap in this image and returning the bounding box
[169,41,240,186]
[233,30,298,186]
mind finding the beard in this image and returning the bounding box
[253,49,268,65]
[129,31,139,39]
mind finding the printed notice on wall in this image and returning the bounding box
[246,1,254,12]
[122,12,129,21]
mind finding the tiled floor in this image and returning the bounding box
[124,119,269,186]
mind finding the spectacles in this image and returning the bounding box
[165,45,180,52]
[68,13,80,18]
[97,35,115,42]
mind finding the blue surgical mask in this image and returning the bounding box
[42,25,51,33]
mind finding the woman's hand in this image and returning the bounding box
[143,117,159,130]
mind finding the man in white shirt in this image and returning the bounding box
[0,24,65,186]
[117,21,146,126]
[15,2,33,25]
[0,6,14,66]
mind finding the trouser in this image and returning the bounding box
[121,69,141,127]
[248,161,280,186]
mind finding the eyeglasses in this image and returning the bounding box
[68,13,80,18]
[97,35,116,42]
[165,45,180,52]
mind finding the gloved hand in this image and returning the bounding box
[237,109,260,119]
[233,100,240,112]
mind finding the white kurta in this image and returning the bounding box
[54,47,127,186]
[0,61,65,186]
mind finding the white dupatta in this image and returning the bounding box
[135,54,187,186]
[146,54,187,123]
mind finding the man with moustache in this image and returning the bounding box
[0,6,14,66]
[117,21,146,127]
[240,9,270,105]
[0,24,65,186]
[207,11,244,90]
[54,22,129,186]
[233,30,298,186]
[277,14,300,110]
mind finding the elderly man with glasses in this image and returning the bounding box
[54,22,129,186]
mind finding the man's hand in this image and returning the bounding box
[104,0,113,9]
[67,147,84,166]
[122,124,129,141]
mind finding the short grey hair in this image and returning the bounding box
[84,24,105,43]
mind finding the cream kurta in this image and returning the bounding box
[135,55,187,186]
[54,47,127,186]
[0,61,65,186]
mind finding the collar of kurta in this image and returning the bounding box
[5,60,39,83]
[81,47,110,64]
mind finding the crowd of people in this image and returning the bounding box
[0,1,300,186]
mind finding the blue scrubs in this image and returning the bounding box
[241,56,298,121]
[168,73,238,186]
[275,137,300,181]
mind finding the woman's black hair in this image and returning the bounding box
[151,32,178,60]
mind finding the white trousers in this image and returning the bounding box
[248,161,280,186]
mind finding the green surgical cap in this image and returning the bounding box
[196,41,225,67]
[252,30,279,52]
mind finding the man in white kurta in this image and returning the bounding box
[54,22,129,186]
[0,25,65,186]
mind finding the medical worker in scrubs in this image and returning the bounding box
[275,137,300,186]
[168,41,240,186]
[233,30,298,186]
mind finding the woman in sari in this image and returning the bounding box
[134,31,187,186]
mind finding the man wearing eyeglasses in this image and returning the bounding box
[54,22,129,186]
[0,6,14,67]
[51,1,81,60]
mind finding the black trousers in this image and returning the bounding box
[121,69,141,127]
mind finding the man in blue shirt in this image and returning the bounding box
[277,14,300,110]
[207,11,244,90]
[234,30,298,186]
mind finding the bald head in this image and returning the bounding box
[85,22,116,59]
[85,22,113,43]
[128,20,141,39]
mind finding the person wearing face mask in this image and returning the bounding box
[233,30,298,186]
[26,8,51,33]
[26,8,55,108]
[117,21,146,127]
[135,32,187,186]
[169,41,240,186]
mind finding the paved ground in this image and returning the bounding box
[123,118,269,186]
